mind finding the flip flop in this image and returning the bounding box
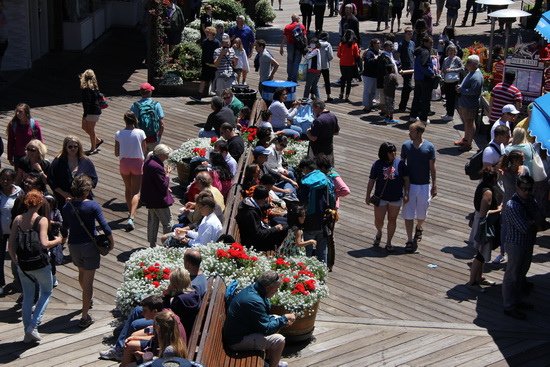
[96,139,104,149]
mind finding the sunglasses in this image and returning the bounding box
[518,186,533,192]
[26,147,37,152]
[67,145,79,149]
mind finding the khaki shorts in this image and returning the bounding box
[458,107,477,122]
[84,114,100,123]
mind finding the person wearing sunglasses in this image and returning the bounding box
[48,136,98,207]
[14,139,49,187]
[501,175,550,320]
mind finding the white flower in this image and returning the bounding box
[283,140,309,168]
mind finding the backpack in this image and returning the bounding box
[292,24,308,55]
[299,170,336,216]
[133,100,160,140]
[12,118,38,138]
[15,215,49,271]
[464,142,501,180]
[224,279,239,312]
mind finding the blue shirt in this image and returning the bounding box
[398,39,415,69]
[228,25,255,56]
[457,69,483,109]
[400,139,435,185]
[501,194,538,248]
[369,159,408,202]
[62,200,112,245]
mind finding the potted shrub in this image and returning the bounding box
[167,137,217,183]
[253,0,276,26]
[157,41,202,96]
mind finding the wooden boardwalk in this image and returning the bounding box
[1,4,550,366]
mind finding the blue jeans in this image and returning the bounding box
[273,126,302,139]
[286,43,302,82]
[18,264,53,331]
[116,305,153,350]
[198,128,218,138]
[304,229,328,263]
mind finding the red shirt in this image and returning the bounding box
[489,82,523,124]
[283,22,305,44]
[337,42,360,67]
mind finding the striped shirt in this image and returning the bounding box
[489,82,523,124]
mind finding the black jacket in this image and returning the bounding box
[235,197,287,251]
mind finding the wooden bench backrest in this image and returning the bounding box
[187,277,214,361]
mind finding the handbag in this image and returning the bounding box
[68,202,111,256]
[475,213,501,250]
[97,91,109,109]
[370,176,389,207]
[530,145,547,182]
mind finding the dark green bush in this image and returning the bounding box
[254,0,276,26]
[209,0,247,22]
[162,41,202,81]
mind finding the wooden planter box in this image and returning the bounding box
[63,16,94,51]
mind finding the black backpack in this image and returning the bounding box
[292,24,308,55]
[464,142,501,180]
[15,215,50,271]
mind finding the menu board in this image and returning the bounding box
[505,57,545,103]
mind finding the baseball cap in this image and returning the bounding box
[140,82,155,92]
[502,104,520,115]
[253,146,271,156]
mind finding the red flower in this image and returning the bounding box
[216,249,229,258]
[148,265,156,272]
[247,135,254,142]
[139,262,145,267]
[231,242,244,250]
[210,136,218,144]
[152,281,160,288]
[163,268,171,274]
[305,279,316,291]
[292,283,306,295]
[283,277,291,283]
[145,274,154,280]
[251,256,258,261]
[162,274,170,280]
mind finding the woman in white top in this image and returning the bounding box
[232,37,249,84]
[115,111,146,229]
[268,88,303,139]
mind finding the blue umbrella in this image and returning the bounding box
[536,10,550,43]
[529,93,550,151]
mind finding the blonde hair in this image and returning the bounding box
[233,37,244,51]
[26,139,48,160]
[511,127,528,146]
[79,69,99,90]
[169,267,193,293]
[155,310,188,358]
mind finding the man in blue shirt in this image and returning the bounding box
[400,121,437,252]
[397,28,415,112]
[224,271,295,367]
[501,175,550,320]
[228,15,255,57]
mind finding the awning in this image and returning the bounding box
[529,93,550,151]
[536,10,550,43]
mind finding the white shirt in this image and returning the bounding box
[115,128,147,159]
[224,153,237,176]
[187,212,223,247]
[482,140,504,166]
[490,118,511,142]
[268,101,297,129]
[265,144,284,173]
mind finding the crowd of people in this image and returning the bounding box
[1,1,550,366]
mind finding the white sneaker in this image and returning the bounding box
[53,276,59,288]
[25,327,41,342]
[441,114,454,121]
[492,254,505,264]
[278,362,289,367]
[99,346,123,361]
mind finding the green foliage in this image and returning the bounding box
[182,27,201,43]
[254,0,276,26]
[163,41,202,82]
[209,0,247,22]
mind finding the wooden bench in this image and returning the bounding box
[188,276,265,366]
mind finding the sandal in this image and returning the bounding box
[373,233,382,247]
[385,244,394,253]
[96,138,104,149]
[405,241,415,252]
[78,315,94,329]
[414,227,423,243]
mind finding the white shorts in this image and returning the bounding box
[84,114,100,122]
[402,184,431,220]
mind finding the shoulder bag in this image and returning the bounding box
[530,144,547,182]
[68,202,111,256]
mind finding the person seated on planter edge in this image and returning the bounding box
[236,185,288,252]
[253,145,299,201]
[161,195,222,248]
[223,270,295,367]
[198,96,235,138]
[222,88,245,117]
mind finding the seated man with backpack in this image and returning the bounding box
[130,83,165,153]
[223,270,295,367]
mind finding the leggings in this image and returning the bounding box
[340,65,355,96]
[321,69,331,96]
[300,4,313,31]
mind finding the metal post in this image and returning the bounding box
[487,18,496,71]
[504,19,511,60]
